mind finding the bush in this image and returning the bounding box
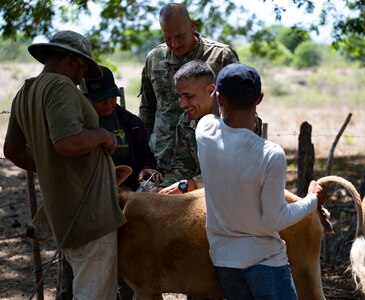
[271,43,293,66]
[276,26,310,53]
[292,41,322,69]
[236,42,293,68]
[0,36,34,62]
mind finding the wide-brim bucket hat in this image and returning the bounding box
[28,30,102,79]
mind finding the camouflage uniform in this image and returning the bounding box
[139,32,238,173]
[160,102,263,188]
[159,104,219,188]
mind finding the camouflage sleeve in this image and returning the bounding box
[159,121,198,187]
[223,46,239,65]
[139,64,156,140]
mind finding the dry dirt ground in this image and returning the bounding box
[2,153,365,299]
[0,159,187,298]
[1,63,365,299]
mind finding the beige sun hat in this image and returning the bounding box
[28,30,102,79]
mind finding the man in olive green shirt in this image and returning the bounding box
[4,30,125,300]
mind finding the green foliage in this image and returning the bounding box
[0,0,55,40]
[320,44,352,68]
[242,25,308,67]
[250,28,280,60]
[288,162,297,169]
[1,0,365,63]
[331,0,365,65]
[335,35,365,66]
[292,41,322,69]
[343,132,354,145]
[0,34,33,62]
[270,43,294,66]
[276,26,310,53]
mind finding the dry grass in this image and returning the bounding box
[1,62,365,159]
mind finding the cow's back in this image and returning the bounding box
[117,188,325,300]
[118,189,225,298]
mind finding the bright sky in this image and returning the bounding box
[34,0,349,44]
[243,0,348,43]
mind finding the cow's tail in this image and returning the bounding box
[317,175,365,294]
[350,236,365,294]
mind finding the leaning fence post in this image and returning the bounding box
[27,171,44,300]
[297,121,315,197]
[326,113,352,176]
[322,112,353,263]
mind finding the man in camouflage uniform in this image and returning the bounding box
[155,60,262,194]
[139,2,238,174]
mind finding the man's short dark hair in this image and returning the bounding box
[173,60,215,86]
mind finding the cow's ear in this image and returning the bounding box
[115,165,133,185]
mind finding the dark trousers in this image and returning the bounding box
[56,254,73,300]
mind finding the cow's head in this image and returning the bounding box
[115,165,133,186]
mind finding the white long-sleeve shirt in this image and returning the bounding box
[196,114,318,268]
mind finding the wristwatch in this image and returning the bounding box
[178,180,189,193]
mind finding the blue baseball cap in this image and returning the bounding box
[215,63,261,97]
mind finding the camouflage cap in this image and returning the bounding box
[28,30,102,79]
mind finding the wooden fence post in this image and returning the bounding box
[262,123,268,140]
[297,122,315,197]
[119,87,125,109]
[27,171,44,300]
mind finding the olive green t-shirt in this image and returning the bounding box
[5,73,126,248]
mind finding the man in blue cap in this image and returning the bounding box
[196,63,327,299]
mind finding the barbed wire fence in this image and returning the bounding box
[2,110,365,157]
[1,108,365,298]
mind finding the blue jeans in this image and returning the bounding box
[215,264,298,300]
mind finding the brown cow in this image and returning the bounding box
[27,167,360,299]
[116,166,361,300]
